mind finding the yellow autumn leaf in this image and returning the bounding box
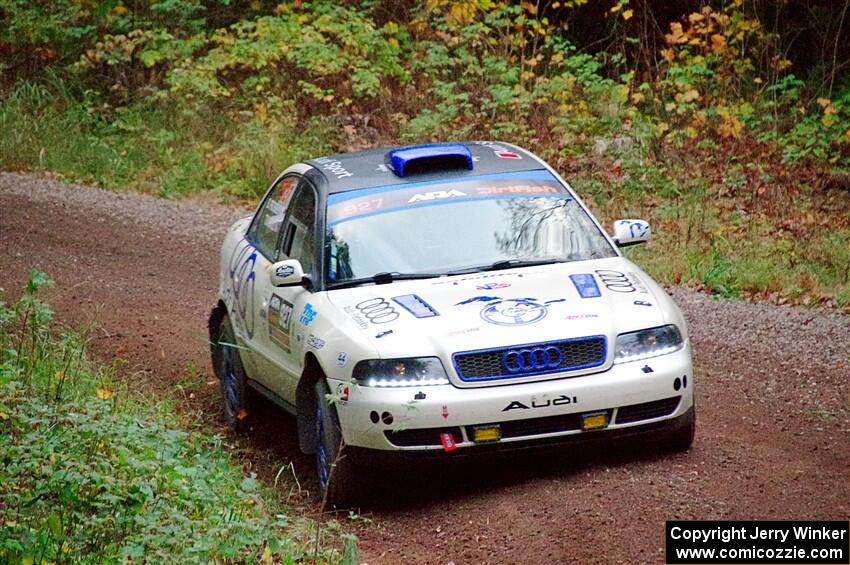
[675,89,700,103]
[96,387,113,400]
[0,412,8,420]
[710,34,726,53]
[688,12,705,24]
[717,111,743,138]
[631,92,645,104]
[622,9,633,20]
[660,48,675,62]
[845,129,850,140]
[610,3,622,13]
[260,546,273,565]
[816,97,832,108]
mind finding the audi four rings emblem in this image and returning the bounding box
[355,298,400,324]
[595,270,636,293]
[502,346,563,373]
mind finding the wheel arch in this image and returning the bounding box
[296,351,326,454]
[208,300,228,375]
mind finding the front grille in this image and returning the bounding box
[385,427,463,447]
[616,397,680,424]
[453,336,606,382]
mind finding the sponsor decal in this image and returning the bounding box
[327,171,567,225]
[267,294,294,352]
[274,264,295,278]
[596,270,636,293]
[356,298,399,324]
[476,282,511,290]
[227,241,257,338]
[570,273,601,298]
[336,352,347,367]
[475,140,523,160]
[336,383,349,404]
[432,271,534,286]
[446,327,480,337]
[456,295,567,326]
[414,391,426,400]
[617,219,650,239]
[626,272,649,293]
[441,405,449,419]
[456,295,500,305]
[407,189,467,203]
[306,334,325,349]
[392,294,439,318]
[375,329,393,338]
[634,300,653,307]
[299,303,317,325]
[502,395,578,412]
[314,156,353,179]
[564,313,600,320]
[482,298,548,326]
[343,305,368,329]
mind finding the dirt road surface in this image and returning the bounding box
[2,172,848,565]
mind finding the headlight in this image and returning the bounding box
[614,325,684,364]
[353,357,450,387]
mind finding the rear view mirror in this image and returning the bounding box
[612,219,651,247]
[270,259,305,287]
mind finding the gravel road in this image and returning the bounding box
[2,172,848,564]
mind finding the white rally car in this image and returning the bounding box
[209,142,695,507]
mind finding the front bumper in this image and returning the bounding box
[330,346,694,452]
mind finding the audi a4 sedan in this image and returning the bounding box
[209,141,695,507]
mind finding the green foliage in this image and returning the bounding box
[1,0,849,306]
[0,271,348,563]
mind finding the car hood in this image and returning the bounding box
[325,257,673,373]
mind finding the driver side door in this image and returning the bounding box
[250,179,319,406]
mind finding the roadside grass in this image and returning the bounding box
[0,80,333,200]
[0,271,357,564]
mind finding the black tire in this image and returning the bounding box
[314,379,359,509]
[667,403,696,452]
[213,314,252,433]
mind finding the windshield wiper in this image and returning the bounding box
[482,258,566,272]
[328,271,443,290]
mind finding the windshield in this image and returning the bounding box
[325,171,616,282]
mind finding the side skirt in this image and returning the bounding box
[246,379,298,416]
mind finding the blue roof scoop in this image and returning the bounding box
[385,143,474,177]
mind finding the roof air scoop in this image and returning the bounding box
[385,143,474,177]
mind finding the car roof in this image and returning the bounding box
[304,141,547,194]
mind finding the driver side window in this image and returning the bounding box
[248,176,298,259]
[280,184,317,274]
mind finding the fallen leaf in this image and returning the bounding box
[96,387,113,400]
[237,409,248,420]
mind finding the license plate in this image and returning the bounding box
[581,412,609,431]
[472,425,501,443]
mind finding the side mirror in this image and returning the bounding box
[270,259,306,287]
[612,219,651,247]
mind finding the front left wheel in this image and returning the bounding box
[213,314,252,433]
[314,379,359,509]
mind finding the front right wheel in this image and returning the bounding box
[313,379,359,509]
